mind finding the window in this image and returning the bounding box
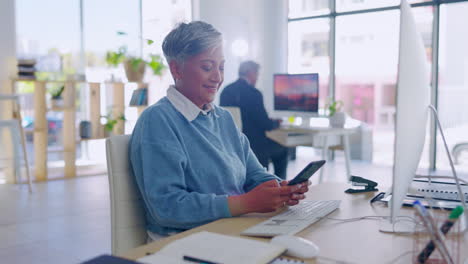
[287,1,467,173]
[288,19,330,108]
[13,0,192,172]
[16,0,80,62]
[335,11,399,165]
[141,0,192,104]
[84,0,140,82]
[16,0,81,164]
[437,2,468,173]
[336,0,399,12]
[289,0,330,18]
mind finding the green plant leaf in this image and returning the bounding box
[129,57,144,72]
[325,99,344,116]
[147,55,166,76]
[103,113,126,132]
[105,119,117,132]
[146,39,154,45]
[48,85,65,99]
[106,50,126,67]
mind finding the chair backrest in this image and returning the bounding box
[106,135,147,255]
[223,106,242,131]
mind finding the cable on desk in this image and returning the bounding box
[321,215,423,235]
[315,251,414,264]
[323,215,388,223]
[390,217,423,234]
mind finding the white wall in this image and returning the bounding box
[196,0,287,111]
[261,0,288,114]
[0,0,17,183]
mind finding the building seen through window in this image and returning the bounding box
[287,1,468,174]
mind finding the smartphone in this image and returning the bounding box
[287,160,326,186]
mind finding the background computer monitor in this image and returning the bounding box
[273,73,319,117]
[390,0,430,222]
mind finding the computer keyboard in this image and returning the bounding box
[411,180,468,202]
[241,200,341,237]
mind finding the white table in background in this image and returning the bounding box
[266,118,360,182]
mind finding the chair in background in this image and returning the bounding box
[452,142,468,164]
[106,135,147,255]
[223,106,242,131]
[0,94,32,192]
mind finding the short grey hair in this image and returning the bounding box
[162,21,222,64]
[238,60,260,78]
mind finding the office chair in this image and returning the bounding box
[0,94,32,192]
[106,135,147,255]
[452,142,468,164]
[223,106,242,131]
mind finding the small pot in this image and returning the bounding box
[51,97,64,108]
[79,121,92,139]
[329,112,346,128]
[124,59,146,83]
[104,129,114,138]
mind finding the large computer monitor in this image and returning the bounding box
[273,73,319,117]
[383,0,467,232]
[378,0,432,232]
[389,0,431,223]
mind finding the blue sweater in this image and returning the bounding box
[129,97,280,235]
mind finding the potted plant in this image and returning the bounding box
[49,85,65,109]
[326,99,345,128]
[102,113,126,136]
[106,32,166,83]
[105,46,126,68]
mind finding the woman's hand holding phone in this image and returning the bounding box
[287,160,326,186]
[280,180,310,206]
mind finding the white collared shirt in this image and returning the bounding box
[166,85,214,122]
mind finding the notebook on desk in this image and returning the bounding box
[138,231,286,264]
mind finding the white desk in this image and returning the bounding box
[267,118,360,182]
[122,183,468,264]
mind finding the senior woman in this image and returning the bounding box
[129,21,309,239]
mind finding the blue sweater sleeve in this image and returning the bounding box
[130,111,231,231]
[240,133,281,192]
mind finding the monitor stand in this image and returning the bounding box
[379,212,420,233]
[379,105,468,233]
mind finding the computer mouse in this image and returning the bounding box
[270,235,319,259]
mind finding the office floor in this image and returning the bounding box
[0,147,394,264]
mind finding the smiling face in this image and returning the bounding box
[170,45,225,109]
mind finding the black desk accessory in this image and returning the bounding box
[370,192,386,204]
[345,176,378,194]
[81,254,143,264]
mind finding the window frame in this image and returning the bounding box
[287,0,468,170]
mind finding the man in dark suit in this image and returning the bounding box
[220,61,288,179]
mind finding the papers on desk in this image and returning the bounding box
[138,231,286,264]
